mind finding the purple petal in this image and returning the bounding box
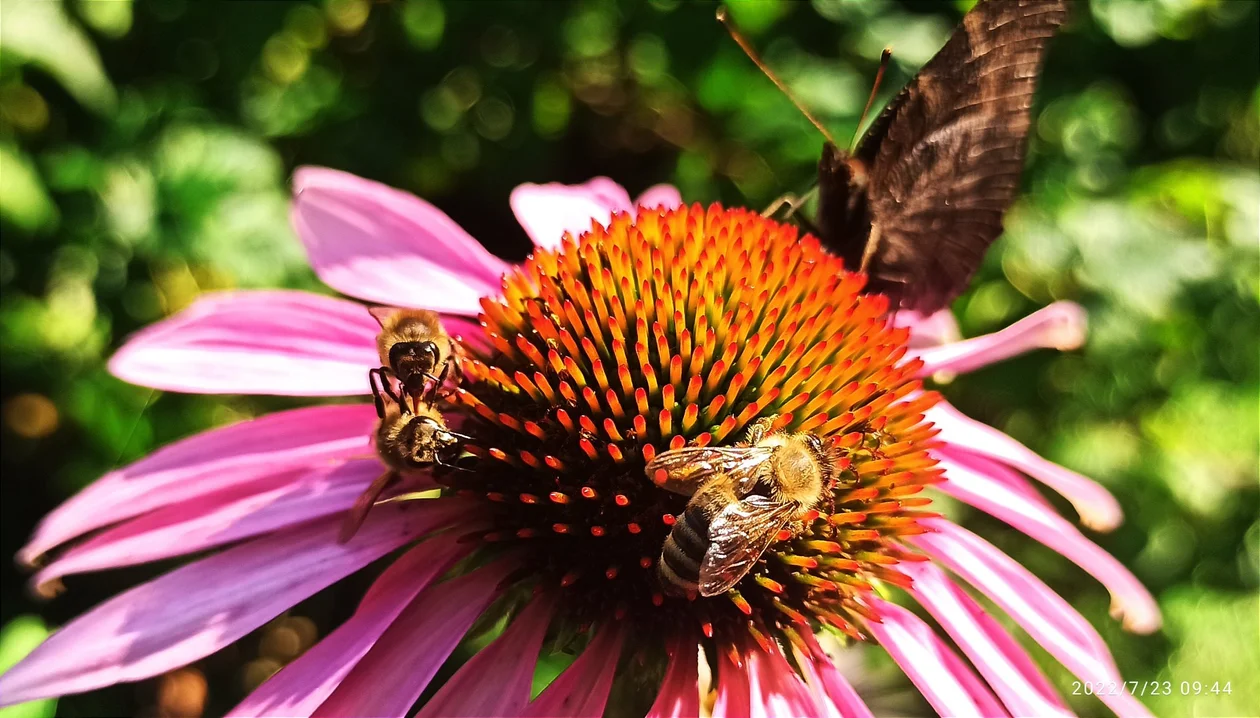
[0,501,467,707]
[930,400,1123,531]
[33,459,392,592]
[312,560,515,718]
[521,624,624,718]
[936,452,1162,634]
[646,636,700,718]
[746,646,830,718]
[915,301,1086,377]
[634,185,684,212]
[911,520,1156,718]
[109,291,381,395]
[712,650,752,718]
[795,634,874,718]
[893,308,962,349]
[901,560,1072,717]
[291,167,507,314]
[440,314,493,356]
[227,531,473,718]
[416,593,555,718]
[20,404,378,565]
[510,177,634,251]
[866,599,1009,718]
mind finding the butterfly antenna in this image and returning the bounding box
[851,47,892,152]
[716,6,837,146]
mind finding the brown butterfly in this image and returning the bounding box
[726,0,1071,314]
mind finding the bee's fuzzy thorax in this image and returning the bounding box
[443,203,942,651]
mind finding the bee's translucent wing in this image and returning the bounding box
[699,495,796,597]
[645,446,774,497]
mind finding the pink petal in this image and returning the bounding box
[510,177,634,251]
[900,560,1072,717]
[34,459,394,592]
[646,636,701,718]
[109,290,381,395]
[635,184,684,212]
[520,623,625,718]
[930,400,1123,531]
[440,314,493,356]
[0,501,466,707]
[916,301,1087,377]
[910,520,1155,718]
[746,647,829,718]
[291,167,507,314]
[20,404,378,565]
[228,532,474,718]
[416,592,555,717]
[866,599,1009,718]
[312,560,515,718]
[893,308,961,349]
[712,650,752,718]
[796,633,874,718]
[936,452,1162,634]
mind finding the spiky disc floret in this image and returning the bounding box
[449,203,941,650]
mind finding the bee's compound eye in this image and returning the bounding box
[388,342,414,371]
[421,341,441,363]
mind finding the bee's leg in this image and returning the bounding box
[379,369,411,414]
[368,368,389,419]
[338,470,397,543]
[741,415,779,444]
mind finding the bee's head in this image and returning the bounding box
[389,340,441,393]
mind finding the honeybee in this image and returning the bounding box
[339,400,469,543]
[368,306,458,410]
[647,417,837,596]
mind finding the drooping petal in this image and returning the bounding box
[893,308,961,349]
[19,404,378,565]
[929,399,1123,531]
[916,301,1087,377]
[746,646,829,718]
[510,177,634,251]
[634,184,684,213]
[0,501,466,707]
[646,636,701,718]
[900,560,1072,717]
[711,650,752,718]
[291,167,508,314]
[910,520,1155,718]
[796,632,874,718]
[865,599,1009,718]
[34,459,393,592]
[109,291,381,395]
[312,560,516,718]
[227,532,473,718]
[936,452,1161,634]
[416,592,556,718]
[520,623,625,718]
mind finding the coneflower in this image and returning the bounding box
[0,169,1159,717]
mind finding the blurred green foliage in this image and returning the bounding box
[0,0,1256,715]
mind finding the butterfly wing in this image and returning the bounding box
[698,495,796,596]
[821,0,1070,314]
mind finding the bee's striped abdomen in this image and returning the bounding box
[657,503,710,593]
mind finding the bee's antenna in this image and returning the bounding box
[716,6,837,147]
[851,48,893,152]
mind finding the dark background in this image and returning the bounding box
[1,0,1257,716]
